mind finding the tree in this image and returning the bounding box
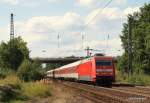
[117,53,128,74]
[45,63,63,71]
[17,60,45,82]
[119,3,150,75]
[0,37,29,70]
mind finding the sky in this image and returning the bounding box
[0,0,149,58]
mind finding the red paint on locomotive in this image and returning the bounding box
[47,56,116,85]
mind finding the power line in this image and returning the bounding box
[81,0,113,32]
[106,34,110,54]
[79,0,113,52]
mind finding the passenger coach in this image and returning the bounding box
[47,56,116,85]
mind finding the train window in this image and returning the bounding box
[96,60,112,66]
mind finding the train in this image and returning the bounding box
[46,56,116,86]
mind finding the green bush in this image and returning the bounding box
[17,60,45,82]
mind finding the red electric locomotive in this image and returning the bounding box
[47,56,116,85]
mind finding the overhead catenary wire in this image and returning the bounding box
[79,0,113,54]
[49,0,113,55]
[80,0,105,50]
[41,0,113,56]
[80,0,113,33]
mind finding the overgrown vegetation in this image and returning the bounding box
[0,2,150,103]
[45,63,64,71]
[0,75,21,89]
[0,37,45,82]
[0,75,51,102]
[0,75,22,102]
[0,37,49,102]
[117,3,150,85]
[22,82,51,98]
[17,60,45,82]
[116,71,150,85]
[0,37,29,70]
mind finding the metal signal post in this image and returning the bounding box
[85,46,93,57]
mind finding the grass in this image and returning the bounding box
[127,74,150,85]
[0,75,51,102]
[21,81,51,99]
[0,75,22,102]
[0,75,22,89]
[9,100,26,103]
[116,71,150,85]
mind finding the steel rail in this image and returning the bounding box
[59,81,150,103]
[58,81,131,103]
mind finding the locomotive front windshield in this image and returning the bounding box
[96,60,112,66]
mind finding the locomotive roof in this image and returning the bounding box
[94,56,114,59]
[54,57,92,71]
[47,56,114,72]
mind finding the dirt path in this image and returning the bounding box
[29,80,94,103]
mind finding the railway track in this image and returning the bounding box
[112,83,136,87]
[113,86,150,96]
[58,81,130,103]
[54,80,150,103]
[43,79,150,103]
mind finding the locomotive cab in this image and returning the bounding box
[94,56,115,86]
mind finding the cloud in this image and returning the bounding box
[1,5,134,57]
[86,7,123,26]
[56,38,123,57]
[47,0,64,3]
[85,6,140,27]
[76,0,98,7]
[124,7,140,16]
[0,27,9,42]
[0,0,43,7]
[76,0,127,7]
[0,0,18,5]
[15,12,84,43]
[113,0,127,5]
